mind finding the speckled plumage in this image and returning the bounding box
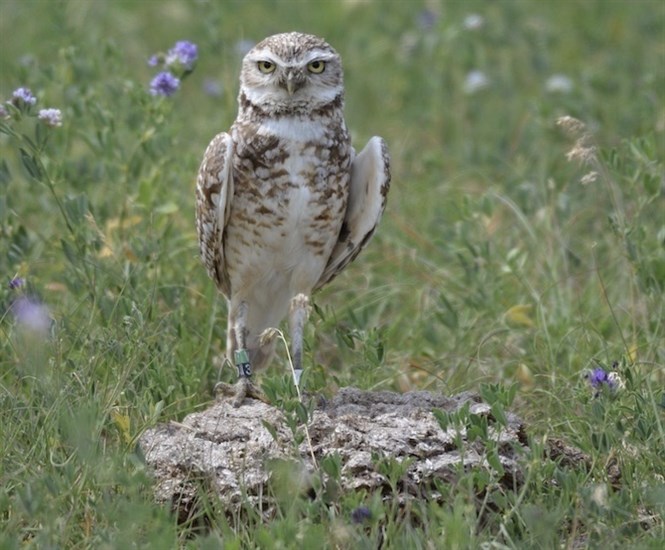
[196,32,390,398]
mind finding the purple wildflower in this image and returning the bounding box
[588,367,610,388]
[38,108,63,127]
[166,40,198,71]
[149,72,180,97]
[148,54,160,67]
[11,87,37,106]
[11,296,52,335]
[9,277,26,290]
[202,78,223,97]
[0,104,9,119]
[351,506,372,524]
[586,366,623,395]
[416,8,439,31]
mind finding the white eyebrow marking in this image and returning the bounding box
[248,48,335,66]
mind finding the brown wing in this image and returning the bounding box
[195,132,234,297]
[315,136,391,290]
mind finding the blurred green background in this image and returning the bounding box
[1,0,663,546]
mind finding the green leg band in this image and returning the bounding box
[234,349,251,378]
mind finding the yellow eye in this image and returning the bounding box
[307,60,325,74]
[257,61,276,74]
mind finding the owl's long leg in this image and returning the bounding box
[232,301,251,377]
[216,301,268,407]
[288,293,311,388]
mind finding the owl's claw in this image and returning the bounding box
[215,376,269,407]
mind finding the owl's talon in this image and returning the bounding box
[215,377,269,407]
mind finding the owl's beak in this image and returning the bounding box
[284,70,304,96]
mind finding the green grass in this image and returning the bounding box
[1,0,664,547]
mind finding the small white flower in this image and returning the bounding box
[464,70,490,94]
[607,372,625,392]
[591,483,608,508]
[545,74,574,94]
[38,108,63,127]
[464,14,485,31]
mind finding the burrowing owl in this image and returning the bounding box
[196,32,390,405]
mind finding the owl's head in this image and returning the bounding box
[239,32,344,113]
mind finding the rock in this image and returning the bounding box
[139,387,528,523]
